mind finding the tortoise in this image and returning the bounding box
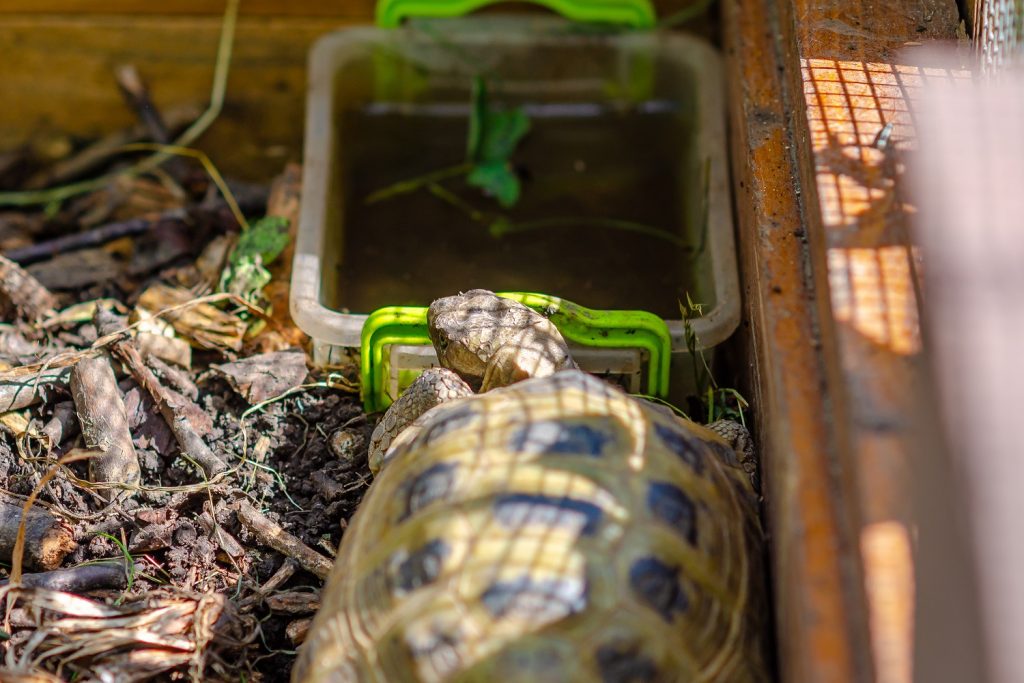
[294,290,770,682]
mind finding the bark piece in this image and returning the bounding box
[1,560,132,592]
[209,348,307,404]
[0,253,56,322]
[198,508,245,560]
[0,492,76,571]
[235,500,332,580]
[70,354,141,496]
[122,384,176,457]
[0,365,71,412]
[286,617,312,646]
[265,590,320,615]
[28,248,122,291]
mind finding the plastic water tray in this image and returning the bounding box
[291,16,739,405]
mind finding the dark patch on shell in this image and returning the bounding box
[647,481,697,545]
[401,462,457,521]
[422,404,479,445]
[389,539,450,594]
[653,422,705,474]
[493,493,603,535]
[481,574,587,622]
[595,643,660,683]
[629,557,688,622]
[511,420,615,457]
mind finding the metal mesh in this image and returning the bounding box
[975,0,1024,72]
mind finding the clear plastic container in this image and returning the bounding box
[291,16,739,397]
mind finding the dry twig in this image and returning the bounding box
[1,559,133,592]
[235,500,332,580]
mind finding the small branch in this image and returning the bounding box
[0,491,76,571]
[235,500,332,580]
[5,192,266,266]
[115,64,171,144]
[41,400,79,448]
[70,354,142,497]
[144,353,199,401]
[20,105,198,191]
[4,216,166,265]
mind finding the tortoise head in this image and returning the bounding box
[427,289,574,391]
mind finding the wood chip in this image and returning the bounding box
[136,331,192,369]
[286,617,313,646]
[0,365,72,412]
[0,491,76,571]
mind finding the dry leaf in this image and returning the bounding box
[209,348,307,404]
[137,283,245,352]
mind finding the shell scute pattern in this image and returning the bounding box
[295,371,768,682]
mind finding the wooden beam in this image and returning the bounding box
[790,1,960,683]
[723,0,875,681]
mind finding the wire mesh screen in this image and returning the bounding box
[975,0,1024,71]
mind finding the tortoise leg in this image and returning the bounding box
[707,419,760,491]
[367,368,473,474]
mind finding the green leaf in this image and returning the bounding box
[465,77,531,164]
[221,254,273,303]
[467,162,520,208]
[230,216,291,268]
[478,108,531,163]
[218,216,289,301]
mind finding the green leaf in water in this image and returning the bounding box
[467,161,520,208]
[467,76,486,163]
[465,77,530,208]
[477,107,530,163]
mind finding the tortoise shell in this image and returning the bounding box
[294,371,769,682]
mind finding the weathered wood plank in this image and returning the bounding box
[0,0,706,17]
[723,0,875,681]
[0,15,348,179]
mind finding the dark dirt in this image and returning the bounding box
[0,366,374,682]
